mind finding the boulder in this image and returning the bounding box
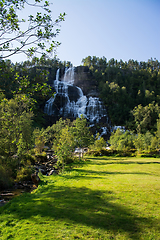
[48,169,58,176]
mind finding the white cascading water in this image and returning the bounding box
[44,67,107,123]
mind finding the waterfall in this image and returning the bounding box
[63,67,75,84]
[56,68,60,82]
[44,67,108,124]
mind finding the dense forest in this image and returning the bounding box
[82,56,160,128]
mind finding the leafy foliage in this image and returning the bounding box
[89,133,106,151]
[109,124,160,155]
[0,0,66,59]
[109,129,135,151]
[51,117,93,168]
[0,94,33,156]
[72,116,94,157]
[53,126,75,168]
[131,102,160,134]
[33,127,46,154]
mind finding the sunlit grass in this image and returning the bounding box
[0,157,160,239]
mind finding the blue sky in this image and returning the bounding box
[10,0,160,66]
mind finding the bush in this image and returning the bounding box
[20,153,36,165]
[86,149,136,157]
[109,129,135,151]
[64,156,75,164]
[89,135,107,152]
[4,156,19,178]
[114,150,136,157]
[137,150,160,158]
[86,149,109,156]
[16,166,34,182]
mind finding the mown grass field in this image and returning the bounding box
[0,157,160,240]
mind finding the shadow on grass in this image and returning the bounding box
[87,157,160,166]
[60,169,153,180]
[0,184,158,240]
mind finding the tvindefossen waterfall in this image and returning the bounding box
[44,67,111,139]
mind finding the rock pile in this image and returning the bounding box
[34,151,58,176]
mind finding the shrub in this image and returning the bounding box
[16,166,33,182]
[20,153,36,165]
[109,129,135,151]
[89,134,107,152]
[86,149,109,156]
[86,149,136,157]
[137,150,160,158]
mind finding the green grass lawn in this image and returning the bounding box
[0,157,160,240]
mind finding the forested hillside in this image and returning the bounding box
[82,56,160,130]
[1,56,160,132]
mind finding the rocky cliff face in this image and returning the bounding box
[44,67,112,140]
[74,66,98,96]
